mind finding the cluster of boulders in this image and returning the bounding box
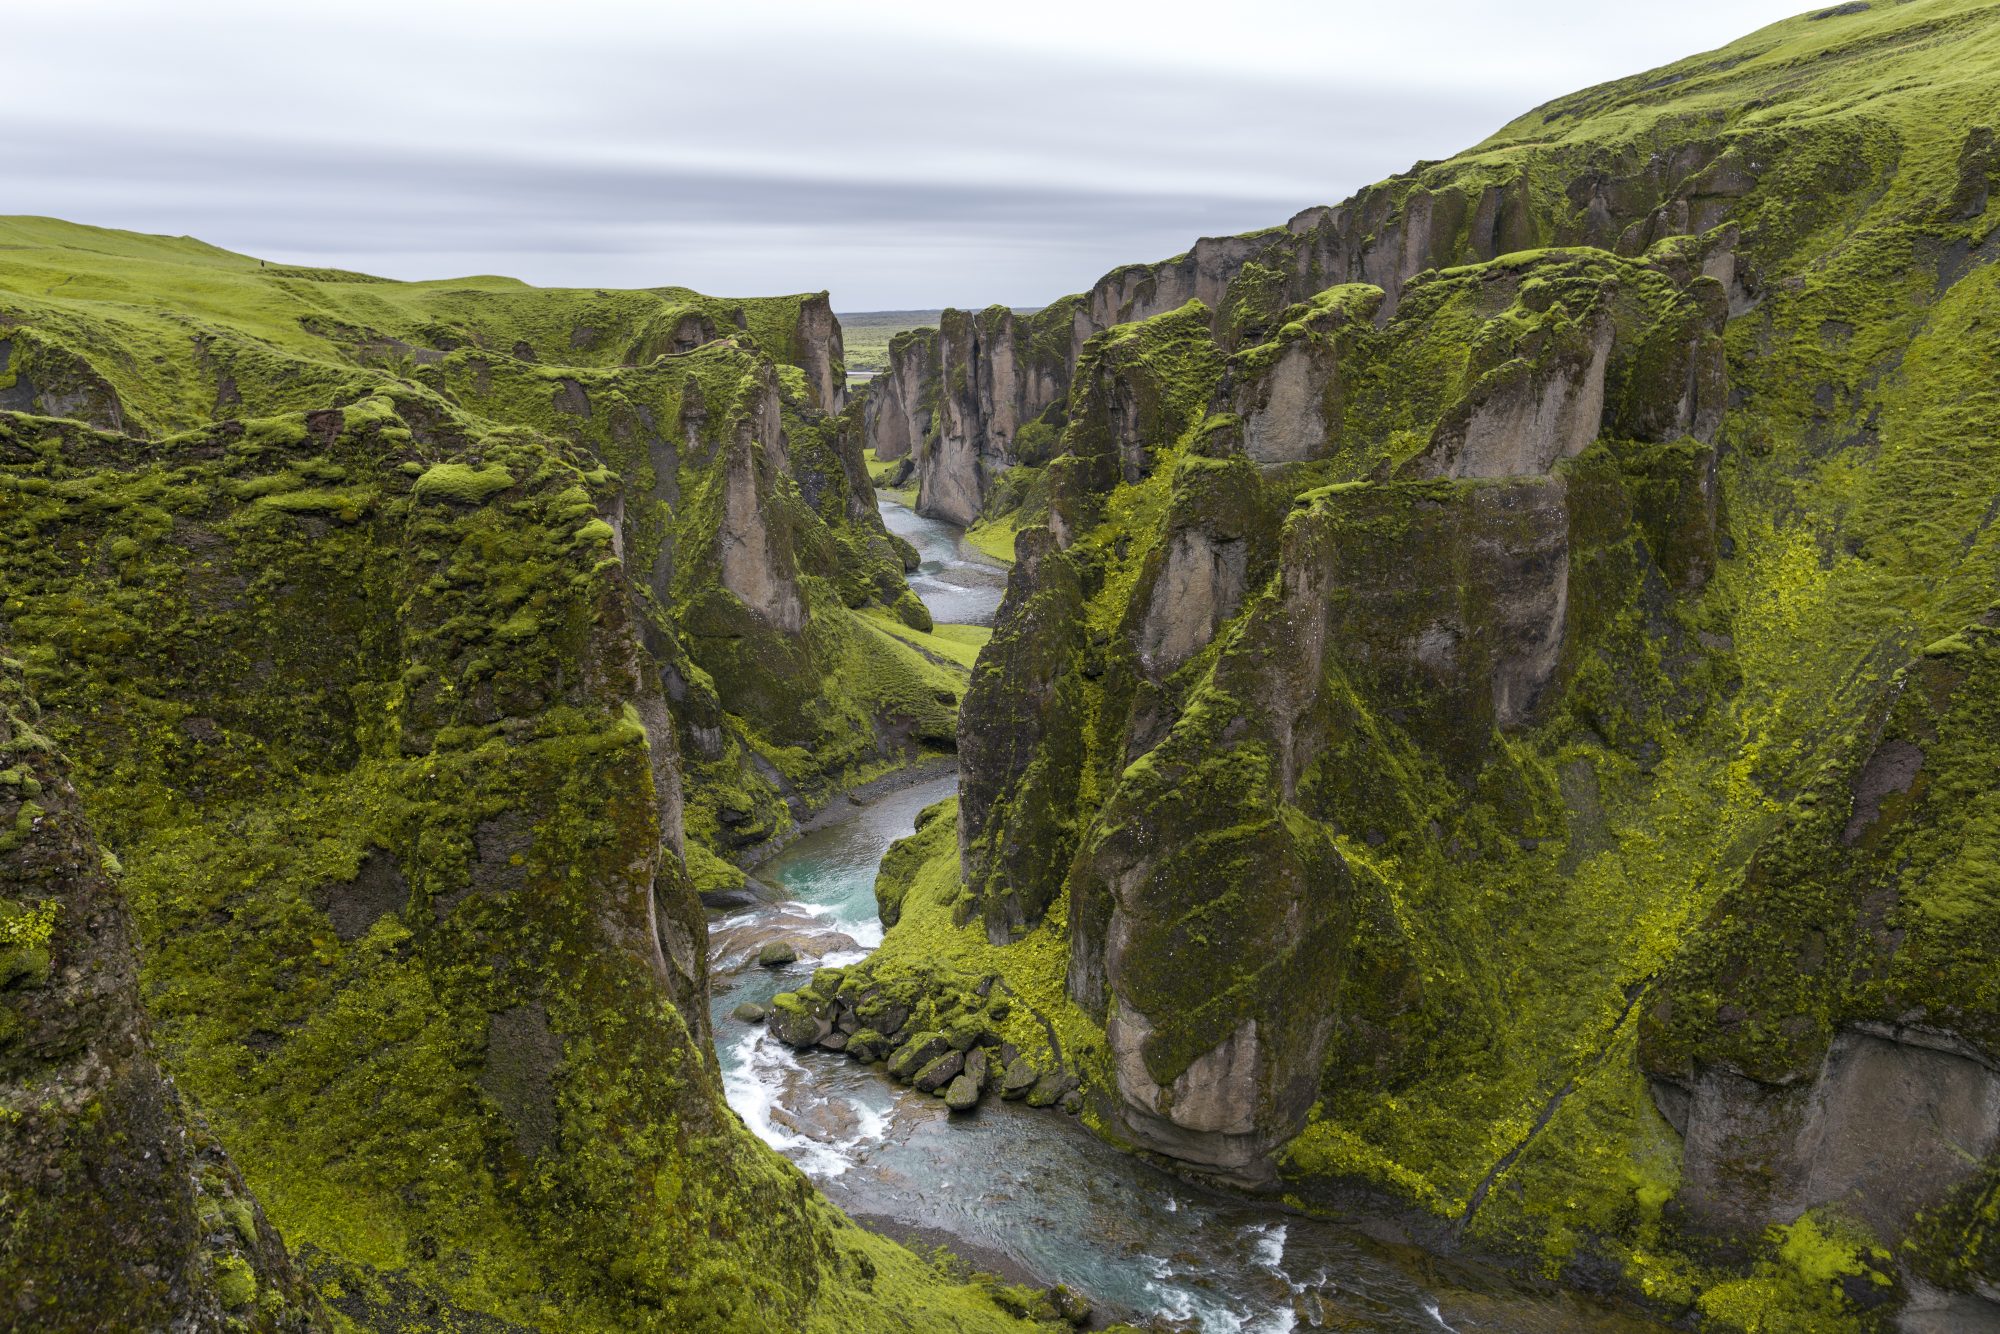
[750,967,1081,1116]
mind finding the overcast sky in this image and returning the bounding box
[10,1,1815,310]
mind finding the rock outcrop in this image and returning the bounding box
[0,218,1034,1332]
[712,366,808,633]
[792,292,848,414]
[958,528,1089,943]
[908,306,1078,525]
[0,652,323,1331]
[863,6,2000,1328]
[861,326,937,462]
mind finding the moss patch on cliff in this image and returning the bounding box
[0,223,1044,1331]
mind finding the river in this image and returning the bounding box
[703,500,1658,1332]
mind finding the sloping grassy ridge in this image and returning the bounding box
[0,222,1043,1330]
[841,3,2000,1330]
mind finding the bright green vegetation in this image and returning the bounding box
[0,220,1044,1330]
[861,608,994,670]
[859,2,2000,1330]
[964,508,1023,564]
[863,446,918,506]
[837,310,945,372]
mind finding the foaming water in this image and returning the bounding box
[705,773,1664,1332]
[702,505,1663,1331]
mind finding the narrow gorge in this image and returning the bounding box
[5,2,2000,1332]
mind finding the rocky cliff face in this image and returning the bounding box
[790,291,849,415]
[900,306,1079,525]
[870,3,2000,1328]
[0,219,1034,1332]
[0,652,323,1332]
[860,325,937,462]
[858,96,1750,518]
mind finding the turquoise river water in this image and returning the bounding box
[703,501,1658,1333]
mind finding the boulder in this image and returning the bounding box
[1049,1284,1092,1326]
[756,940,797,967]
[944,1074,981,1112]
[912,1051,965,1094]
[886,1032,950,1082]
[962,1047,989,1090]
[857,996,910,1039]
[845,1029,887,1063]
[768,993,828,1049]
[1025,1072,1067,1108]
[999,1059,1040,1101]
[730,1002,766,1024]
[816,1031,848,1053]
[945,1013,988,1052]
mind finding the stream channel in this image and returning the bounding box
[704,499,1657,1333]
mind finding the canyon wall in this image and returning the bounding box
[850,3,2000,1329]
[0,219,1033,1332]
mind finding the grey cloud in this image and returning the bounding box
[9,121,1390,305]
[4,1,1814,307]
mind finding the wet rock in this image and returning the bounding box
[730,1002,766,1024]
[999,1059,1040,1101]
[768,992,828,1049]
[962,1047,989,1090]
[912,1051,965,1094]
[945,1013,989,1051]
[1059,1089,1084,1115]
[1049,1284,1092,1326]
[846,1029,887,1063]
[816,1031,848,1053]
[887,1032,949,1082]
[1025,1072,1067,1108]
[756,940,798,967]
[772,1097,860,1144]
[944,1074,981,1112]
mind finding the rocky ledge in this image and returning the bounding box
[766,968,1082,1118]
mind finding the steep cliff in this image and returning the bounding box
[1,651,324,1332]
[851,2,2000,1329]
[0,219,1044,1331]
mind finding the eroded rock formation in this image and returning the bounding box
[866,7,2000,1328]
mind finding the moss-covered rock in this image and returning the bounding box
[0,223,1042,1331]
[854,3,2000,1325]
[0,652,324,1331]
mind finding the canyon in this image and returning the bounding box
[4,2,2000,1332]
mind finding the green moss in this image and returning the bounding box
[842,7,2000,1325]
[411,462,514,506]
[0,225,1039,1330]
[214,1255,258,1309]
